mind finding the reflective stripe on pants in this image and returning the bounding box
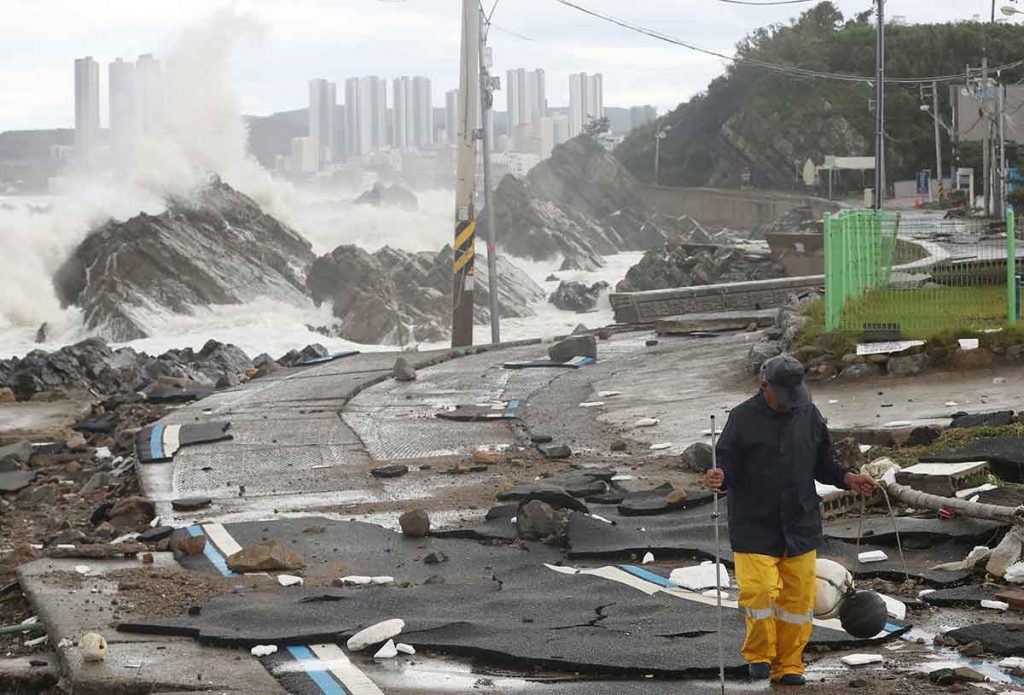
[734,550,817,680]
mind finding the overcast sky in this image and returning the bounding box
[0,0,1008,131]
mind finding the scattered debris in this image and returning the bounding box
[226,541,303,573]
[399,509,431,538]
[251,644,278,657]
[642,552,655,565]
[370,464,409,479]
[346,619,405,652]
[840,654,883,667]
[78,632,107,662]
[858,550,889,563]
[669,562,730,591]
[171,496,212,512]
[634,418,660,428]
[373,639,399,659]
[393,356,417,382]
[277,575,304,588]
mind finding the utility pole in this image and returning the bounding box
[932,81,943,196]
[479,8,500,344]
[451,0,480,348]
[873,0,885,210]
[983,55,991,217]
[999,80,1007,219]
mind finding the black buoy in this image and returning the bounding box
[839,590,888,639]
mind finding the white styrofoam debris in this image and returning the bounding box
[1006,561,1024,583]
[277,575,304,587]
[57,638,74,649]
[981,600,1010,611]
[579,401,605,408]
[702,589,729,600]
[994,377,1008,384]
[340,576,374,586]
[24,634,48,647]
[149,516,161,528]
[999,656,1024,672]
[958,338,980,351]
[74,565,91,575]
[371,576,394,585]
[918,589,936,597]
[20,616,38,626]
[373,639,398,659]
[956,483,998,499]
[669,562,730,591]
[396,643,416,655]
[642,552,655,565]
[79,633,107,662]
[828,399,839,405]
[883,420,911,428]
[611,475,634,481]
[589,514,613,525]
[95,446,112,460]
[878,593,907,621]
[858,550,889,563]
[944,401,959,407]
[250,645,278,657]
[509,516,517,524]
[634,418,660,428]
[841,653,883,667]
[347,619,405,652]
[597,391,622,398]
[649,443,673,451]
[859,444,873,453]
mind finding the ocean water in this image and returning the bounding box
[0,188,640,361]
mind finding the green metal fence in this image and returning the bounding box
[824,208,1019,336]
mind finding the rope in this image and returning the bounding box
[855,486,910,583]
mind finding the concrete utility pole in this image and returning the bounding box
[452,0,480,347]
[933,81,943,194]
[479,8,500,344]
[999,80,1006,219]
[983,55,991,216]
[873,0,885,210]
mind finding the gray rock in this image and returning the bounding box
[423,549,448,565]
[516,500,560,541]
[549,281,608,313]
[80,472,112,494]
[0,470,36,493]
[839,362,882,380]
[680,442,714,473]
[393,357,417,382]
[0,441,33,470]
[399,509,431,538]
[20,483,57,506]
[547,335,597,362]
[617,242,785,293]
[226,541,303,572]
[747,341,782,375]
[905,426,940,447]
[371,464,410,479]
[171,496,213,511]
[888,353,930,377]
[538,443,572,459]
[354,182,418,211]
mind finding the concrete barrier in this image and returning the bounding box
[637,186,840,230]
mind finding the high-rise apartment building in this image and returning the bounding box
[393,76,433,150]
[445,89,459,145]
[393,77,412,149]
[74,57,100,158]
[134,53,163,137]
[309,78,337,166]
[108,58,138,156]
[568,72,604,137]
[344,76,388,156]
[630,105,657,130]
[506,68,546,130]
[540,115,570,159]
[412,76,433,148]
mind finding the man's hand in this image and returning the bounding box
[844,472,880,496]
[705,468,724,492]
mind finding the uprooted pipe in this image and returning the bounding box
[884,483,1024,525]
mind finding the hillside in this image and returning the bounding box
[616,3,1024,190]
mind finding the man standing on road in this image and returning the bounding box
[705,354,878,686]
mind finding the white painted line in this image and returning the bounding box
[308,643,386,695]
[202,523,243,557]
[163,425,181,457]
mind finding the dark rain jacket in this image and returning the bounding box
[715,392,852,558]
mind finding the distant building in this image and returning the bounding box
[108,58,138,157]
[540,115,570,159]
[344,76,389,156]
[445,89,459,145]
[506,68,546,130]
[392,76,433,150]
[393,77,411,149]
[74,57,100,158]
[290,136,319,173]
[134,54,163,137]
[629,105,657,130]
[412,76,433,148]
[568,72,603,137]
[507,151,541,177]
[309,78,337,166]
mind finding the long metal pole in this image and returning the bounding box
[873,0,885,210]
[452,0,480,347]
[1000,82,1007,221]
[479,10,500,344]
[655,133,661,185]
[933,81,943,196]
[710,414,726,695]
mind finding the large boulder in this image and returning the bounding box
[307,244,545,345]
[53,177,315,342]
[354,182,418,211]
[488,136,671,271]
[548,281,608,313]
[617,242,786,293]
[548,335,597,362]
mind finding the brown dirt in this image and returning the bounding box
[0,586,46,658]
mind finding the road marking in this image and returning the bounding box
[285,646,347,695]
[308,643,385,695]
[162,425,181,458]
[148,424,165,460]
[202,523,243,557]
[186,525,237,578]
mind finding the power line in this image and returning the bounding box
[716,0,814,5]
[554,0,1024,85]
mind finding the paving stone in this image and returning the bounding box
[496,483,588,512]
[171,496,212,511]
[371,464,410,479]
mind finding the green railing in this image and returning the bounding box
[824,208,1018,336]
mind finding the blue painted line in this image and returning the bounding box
[286,646,347,695]
[507,399,520,409]
[620,565,676,588]
[187,525,237,578]
[149,424,165,461]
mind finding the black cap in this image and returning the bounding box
[760,354,811,407]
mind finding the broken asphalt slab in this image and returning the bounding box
[921,584,1004,608]
[118,564,905,679]
[824,517,1007,549]
[136,421,232,464]
[169,517,563,584]
[944,622,1024,656]
[923,437,1024,481]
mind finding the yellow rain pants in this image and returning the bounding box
[734,550,816,680]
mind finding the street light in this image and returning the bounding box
[1002,5,1023,16]
[655,125,671,186]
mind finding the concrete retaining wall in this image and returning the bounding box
[610,276,823,324]
[637,186,840,230]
